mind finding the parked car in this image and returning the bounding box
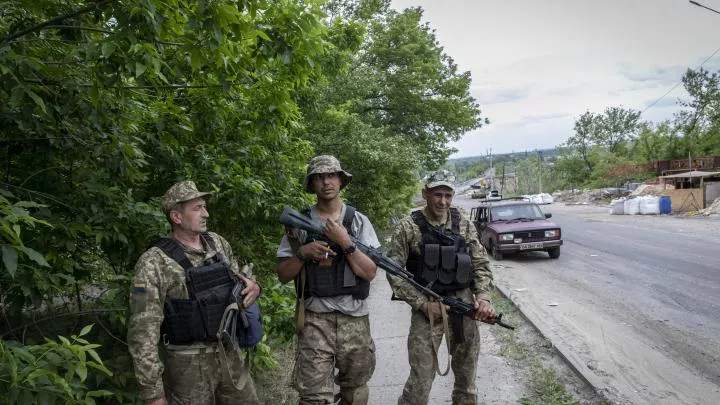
[470,200,563,260]
[471,190,487,199]
[487,189,502,201]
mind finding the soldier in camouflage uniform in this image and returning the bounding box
[275,155,380,405]
[127,181,261,405]
[386,169,497,405]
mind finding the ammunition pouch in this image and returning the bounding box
[407,208,472,294]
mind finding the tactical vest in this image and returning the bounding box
[406,208,472,294]
[298,205,370,300]
[153,233,236,345]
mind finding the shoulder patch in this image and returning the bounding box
[130,283,148,313]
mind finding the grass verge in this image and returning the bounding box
[254,341,299,404]
[491,290,590,405]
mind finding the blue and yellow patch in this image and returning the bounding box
[130,283,147,313]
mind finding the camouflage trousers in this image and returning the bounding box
[398,289,481,405]
[292,310,377,405]
[162,344,259,405]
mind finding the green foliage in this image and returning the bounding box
[1,0,486,401]
[446,159,490,182]
[0,0,333,400]
[519,363,579,405]
[556,68,720,190]
[675,68,720,156]
[0,191,51,278]
[299,2,485,225]
[0,324,116,405]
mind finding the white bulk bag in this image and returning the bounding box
[640,195,660,215]
[624,198,640,215]
[610,198,625,215]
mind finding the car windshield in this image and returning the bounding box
[491,204,545,221]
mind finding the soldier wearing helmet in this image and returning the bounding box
[127,180,261,405]
[385,169,497,405]
[275,155,380,405]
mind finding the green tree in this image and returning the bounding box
[631,121,678,165]
[596,106,641,155]
[1,0,331,400]
[675,68,720,156]
[299,2,486,225]
[566,111,598,175]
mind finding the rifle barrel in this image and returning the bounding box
[278,206,514,330]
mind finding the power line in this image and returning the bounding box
[641,45,720,115]
[689,0,720,16]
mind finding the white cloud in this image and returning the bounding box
[390,0,720,157]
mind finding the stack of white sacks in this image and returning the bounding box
[610,196,660,215]
[524,193,554,204]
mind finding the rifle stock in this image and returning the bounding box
[278,206,515,330]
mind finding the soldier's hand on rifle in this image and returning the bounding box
[323,219,352,249]
[238,274,261,307]
[472,299,496,323]
[420,301,449,323]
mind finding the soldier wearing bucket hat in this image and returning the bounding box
[385,169,497,405]
[128,180,261,405]
[303,155,353,193]
[276,155,380,405]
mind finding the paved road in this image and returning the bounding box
[453,195,720,404]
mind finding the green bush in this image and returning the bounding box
[0,324,115,405]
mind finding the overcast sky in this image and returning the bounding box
[390,0,720,158]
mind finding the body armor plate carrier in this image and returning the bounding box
[406,208,472,294]
[153,234,235,345]
[298,206,370,300]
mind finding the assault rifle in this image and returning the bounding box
[278,207,515,330]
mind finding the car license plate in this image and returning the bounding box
[520,242,543,250]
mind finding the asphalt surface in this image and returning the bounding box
[453,195,720,404]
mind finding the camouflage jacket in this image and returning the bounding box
[126,232,253,401]
[385,207,495,311]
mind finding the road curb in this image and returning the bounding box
[493,284,607,401]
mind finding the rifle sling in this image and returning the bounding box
[216,302,251,390]
[428,300,451,376]
[296,268,306,335]
[286,229,306,334]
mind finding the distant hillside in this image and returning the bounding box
[449,148,560,164]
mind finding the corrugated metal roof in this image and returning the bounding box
[659,170,720,179]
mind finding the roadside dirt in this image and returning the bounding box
[478,201,720,405]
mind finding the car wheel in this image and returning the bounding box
[491,242,503,260]
[548,247,560,259]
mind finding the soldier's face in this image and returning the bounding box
[172,197,209,233]
[423,186,454,220]
[311,172,341,201]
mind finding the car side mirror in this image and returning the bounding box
[544,213,552,219]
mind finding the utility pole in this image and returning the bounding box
[538,150,543,194]
[500,163,506,196]
[486,148,493,190]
